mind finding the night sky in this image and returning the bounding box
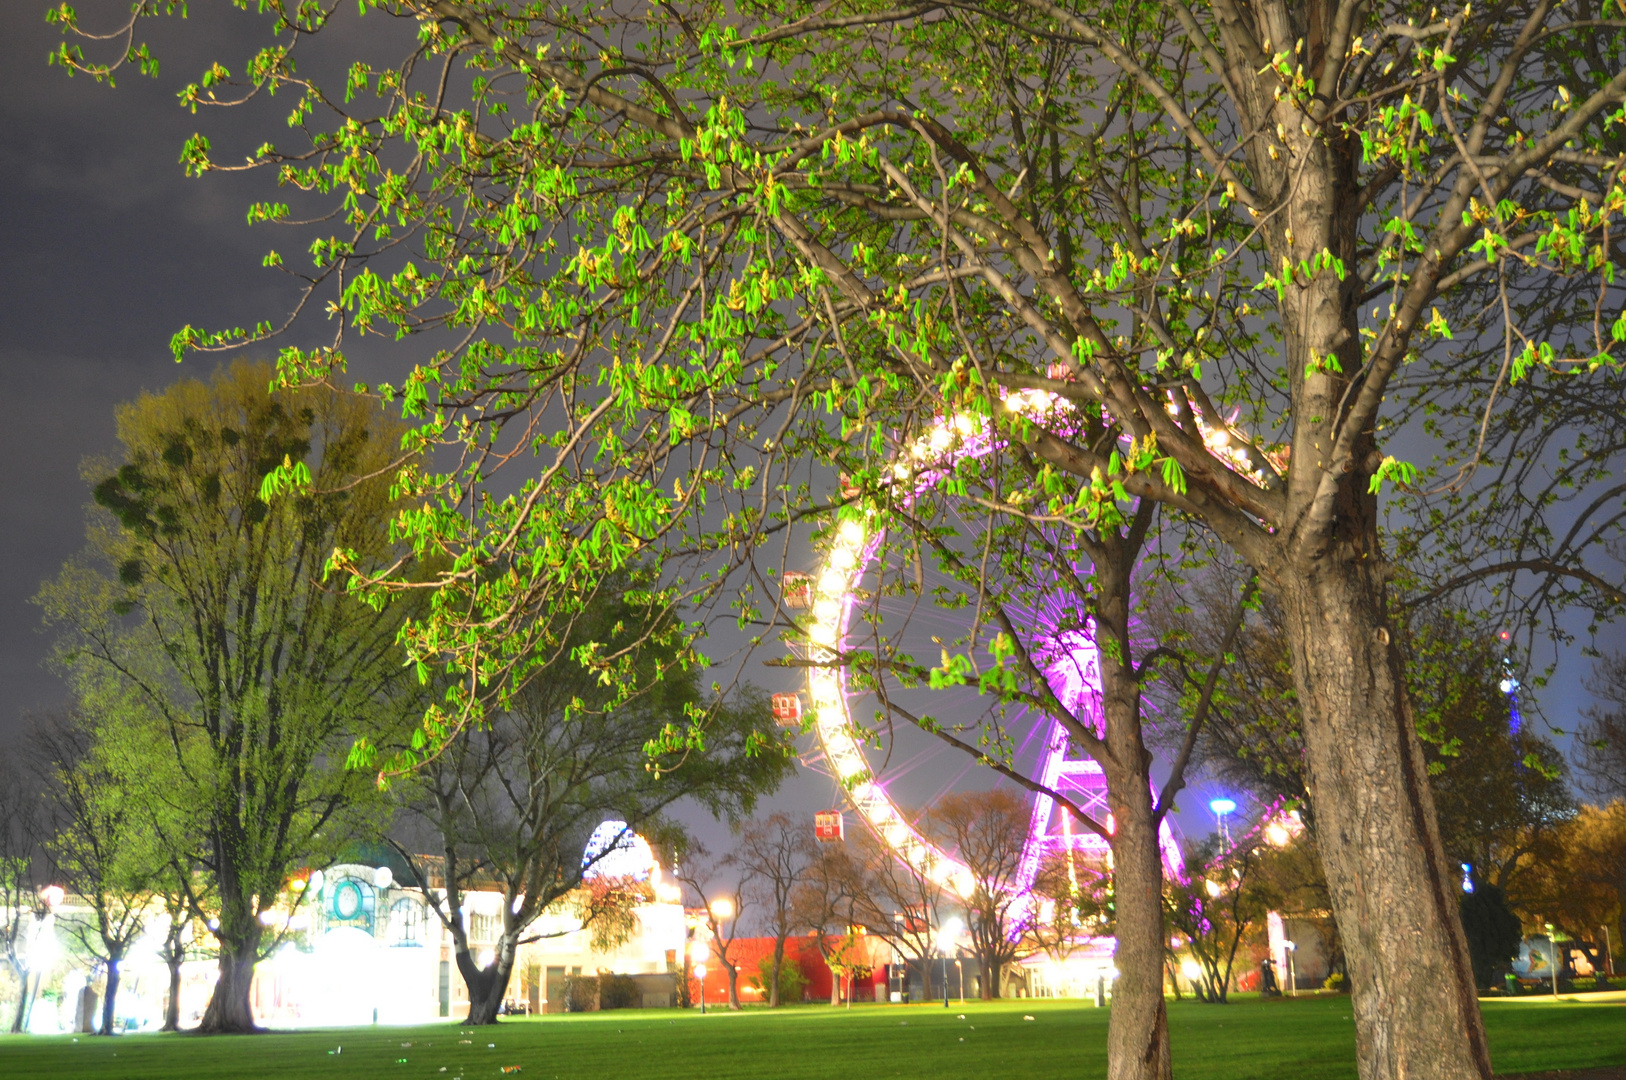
[0,3,1617,849]
[1,7,289,729]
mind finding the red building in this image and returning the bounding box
[688,931,893,1006]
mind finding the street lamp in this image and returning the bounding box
[936,917,964,1009]
[694,962,707,1015]
[1209,798,1237,851]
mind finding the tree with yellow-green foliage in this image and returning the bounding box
[38,362,425,1033]
[50,2,1626,1073]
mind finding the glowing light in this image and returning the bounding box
[38,885,65,910]
[1265,822,1291,847]
[1209,798,1237,815]
[936,916,965,955]
[1180,960,1202,980]
[582,821,656,881]
[1204,879,1224,899]
[709,897,734,921]
[374,866,394,890]
[694,962,707,980]
[803,392,1198,901]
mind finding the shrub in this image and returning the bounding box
[1323,972,1347,993]
[598,973,640,1011]
[562,974,598,1012]
[748,955,807,1004]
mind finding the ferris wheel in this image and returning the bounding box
[780,396,1184,900]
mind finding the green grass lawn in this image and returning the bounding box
[0,994,1620,1080]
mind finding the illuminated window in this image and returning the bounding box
[387,898,426,945]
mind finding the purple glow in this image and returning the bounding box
[1015,627,1186,894]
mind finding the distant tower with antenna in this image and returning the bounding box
[1497,629,1522,736]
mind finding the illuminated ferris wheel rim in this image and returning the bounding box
[800,390,1184,902]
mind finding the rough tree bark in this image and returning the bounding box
[1283,559,1492,1080]
[159,920,185,1031]
[1094,553,1172,1080]
[457,934,518,1026]
[8,967,28,1034]
[98,952,123,1036]
[768,941,785,1007]
[720,954,741,1010]
[1258,53,1491,1077]
[197,944,261,1033]
[197,865,264,1034]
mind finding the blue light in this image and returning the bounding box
[1209,798,1237,815]
[1461,863,1474,893]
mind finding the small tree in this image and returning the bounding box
[839,826,944,1002]
[792,844,866,1005]
[150,857,213,1032]
[924,791,1035,999]
[674,846,748,1010]
[0,756,44,1034]
[737,814,815,1007]
[396,588,791,1025]
[1459,879,1524,991]
[1518,802,1626,968]
[748,954,809,1004]
[1165,840,1268,1005]
[38,362,425,1033]
[1030,849,1114,963]
[29,710,157,1036]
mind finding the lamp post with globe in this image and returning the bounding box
[695,962,708,1014]
[935,917,964,1008]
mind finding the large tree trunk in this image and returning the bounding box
[720,954,741,1010]
[458,938,516,1025]
[161,946,183,1031]
[918,954,932,1002]
[99,957,122,1036]
[1281,557,1491,1080]
[1093,534,1172,1080]
[8,964,28,1034]
[198,866,265,1034]
[1102,765,1172,1080]
[768,942,784,1007]
[197,942,261,1033]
